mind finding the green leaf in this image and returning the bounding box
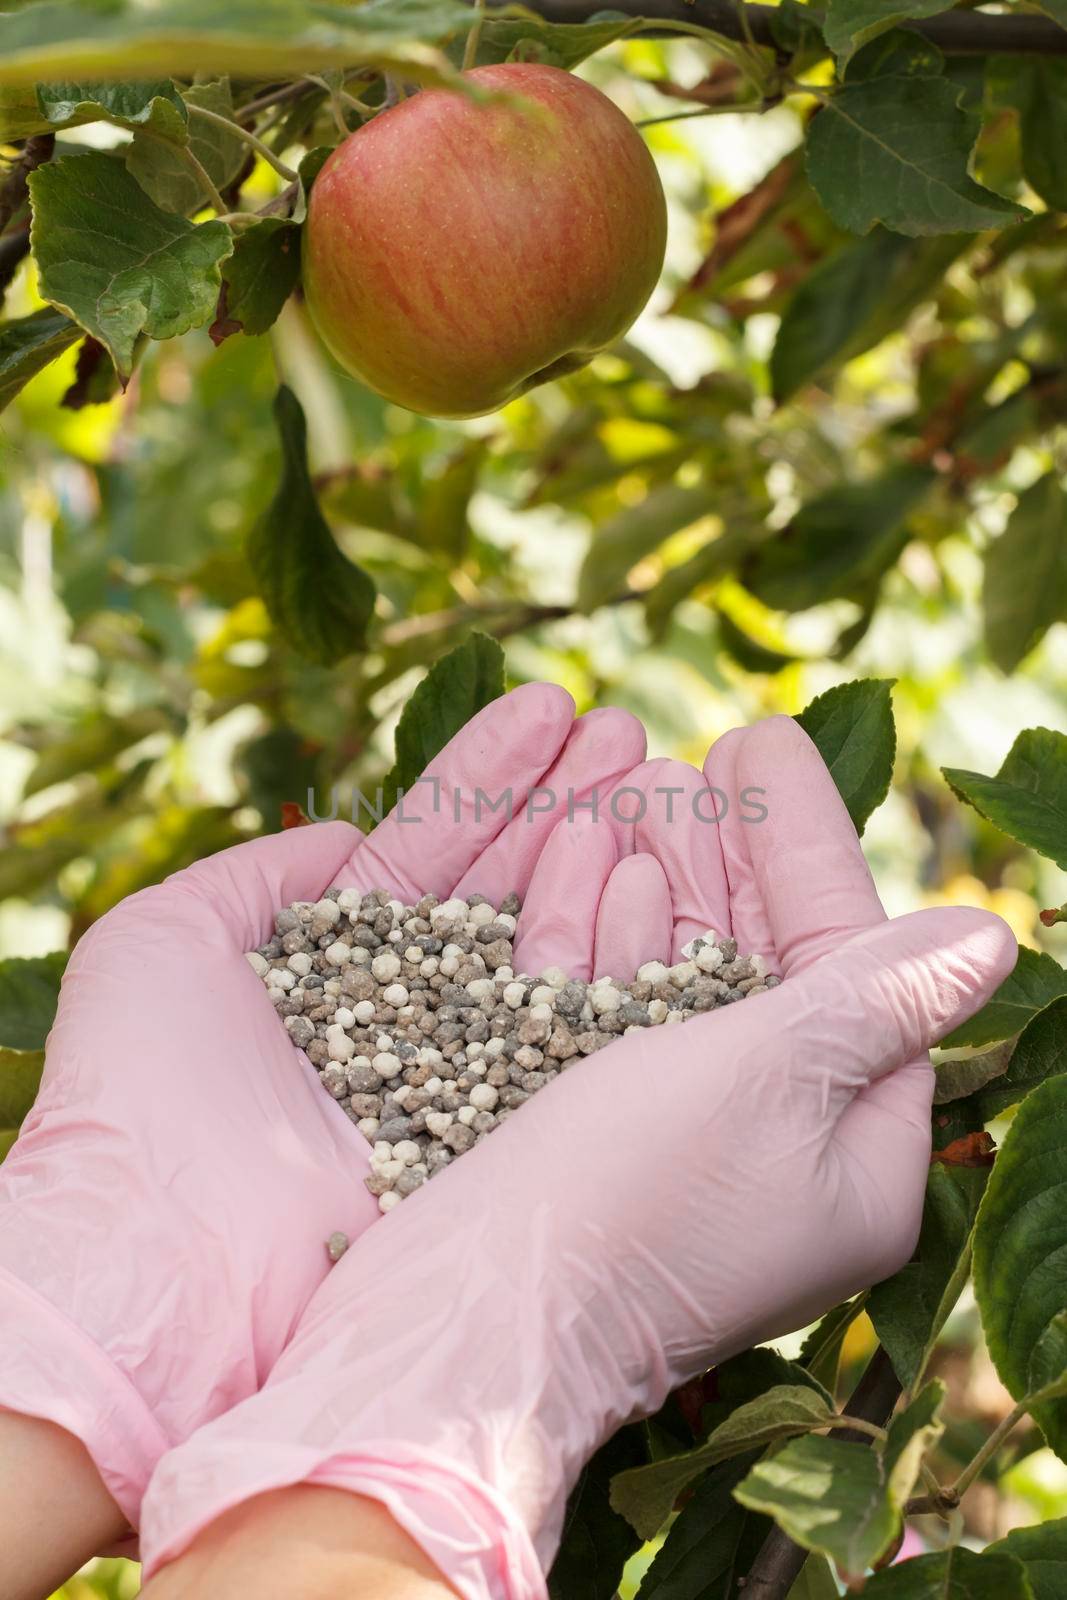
[0,84,48,140]
[941,946,1067,1050]
[974,1075,1067,1460]
[799,1296,869,1394]
[635,1456,769,1599]
[1,76,187,140]
[846,27,945,82]
[247,385,376,666]
[771,230,964,402]
[868,1165,987,1388]
[611,1386,835,1542]
[734,1384,944,1581]
[547,1423,649,1600]
[807,76,1025,236]
[943,727,1067,870]
[0,953,68,1051]
[983,474,1067,674]
[23,708,169,797]
[743,463,934,611]
[787,1556,841,1600]
[465,13,638,69]
[0,0,473,86]
[127,78,246,214]
[0,1048,45,1141]
[0,307,81,413]
[382,631,505,813]
[28,150,232,379]
[795,678,896,834]
[989,58,1067,213]
[823,0,954,64]
[419,442,487,561]
[932,1039,1014,1106]
[214,219,301,341]
[578,483,719,614]
[976,997,1067,1119]
[987,1516,1067,1600]
[864,1545,1035,1598]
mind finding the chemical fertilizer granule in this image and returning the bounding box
[248,889,778,1224]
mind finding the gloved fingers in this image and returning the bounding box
[629,758,732,960]
[593,852,673,979]
[830,1065,935,1283]
[741,907,1016,1123]
[87,820,363,962]
[704,715,887,980]
[512,812,618,983]
[451,705,646,904]
[344,682,576,901]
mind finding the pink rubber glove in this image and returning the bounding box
[0,683,647,1534]
[138,716,1016,1597]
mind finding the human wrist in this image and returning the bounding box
[140,1484,459,1600]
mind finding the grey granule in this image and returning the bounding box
[250,889,777,1229]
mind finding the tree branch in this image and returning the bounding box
[0,133,54,236]
[520,0,1067,56]
[738,1347,903,1598]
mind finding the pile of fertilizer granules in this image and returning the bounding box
[247,889,777,1222]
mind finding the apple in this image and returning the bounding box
[302,63,667,418]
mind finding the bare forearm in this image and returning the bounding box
[0,1410,128,1600]
[140,1485,460,1600]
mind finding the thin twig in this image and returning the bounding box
[186,104,299,182]
[136,126,228,214]
[0,133,54,235]
[513,0,1067,55]
[950,1396,1030,1500]
[636,101,768,127]
[463,0,487,68]
[740,1348,903,1598]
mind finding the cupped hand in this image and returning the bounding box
[0,683,646,1532]
[137,717,1016,1600]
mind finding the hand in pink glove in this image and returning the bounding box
[137,716,1016,1600]
[0,683,647,1552]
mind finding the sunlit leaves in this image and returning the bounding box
[381,632,505,815]
[247,385,376,665]
[983,474,1067,673]
[989,58,1067,213]
[975,1075,1067,1459]
[941,946,1067,1049]
[127,78,246,214]
[795,678,896,833]
[0,953,68,1051]
[0,76,186,141]
[864,1545,1035,1598]
[868,1166,986,1388]
[0,307,80,412]
[611,1385,835,1541]
[943,727,1067,870]
[987,1517,1067,1600]
[823,0,954,63]
[577,482,720,613]
[743,464,934,611]
[28,151,232,377]
[0,1049,45,1164]
[807,76,1025,235]
[771,231,964,401]
[0,0,474,86]
[213,220,301,341]
[734,1384,944,1580]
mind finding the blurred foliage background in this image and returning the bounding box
[2,19,1065,1598]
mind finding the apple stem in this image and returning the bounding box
[462,0,486,70]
